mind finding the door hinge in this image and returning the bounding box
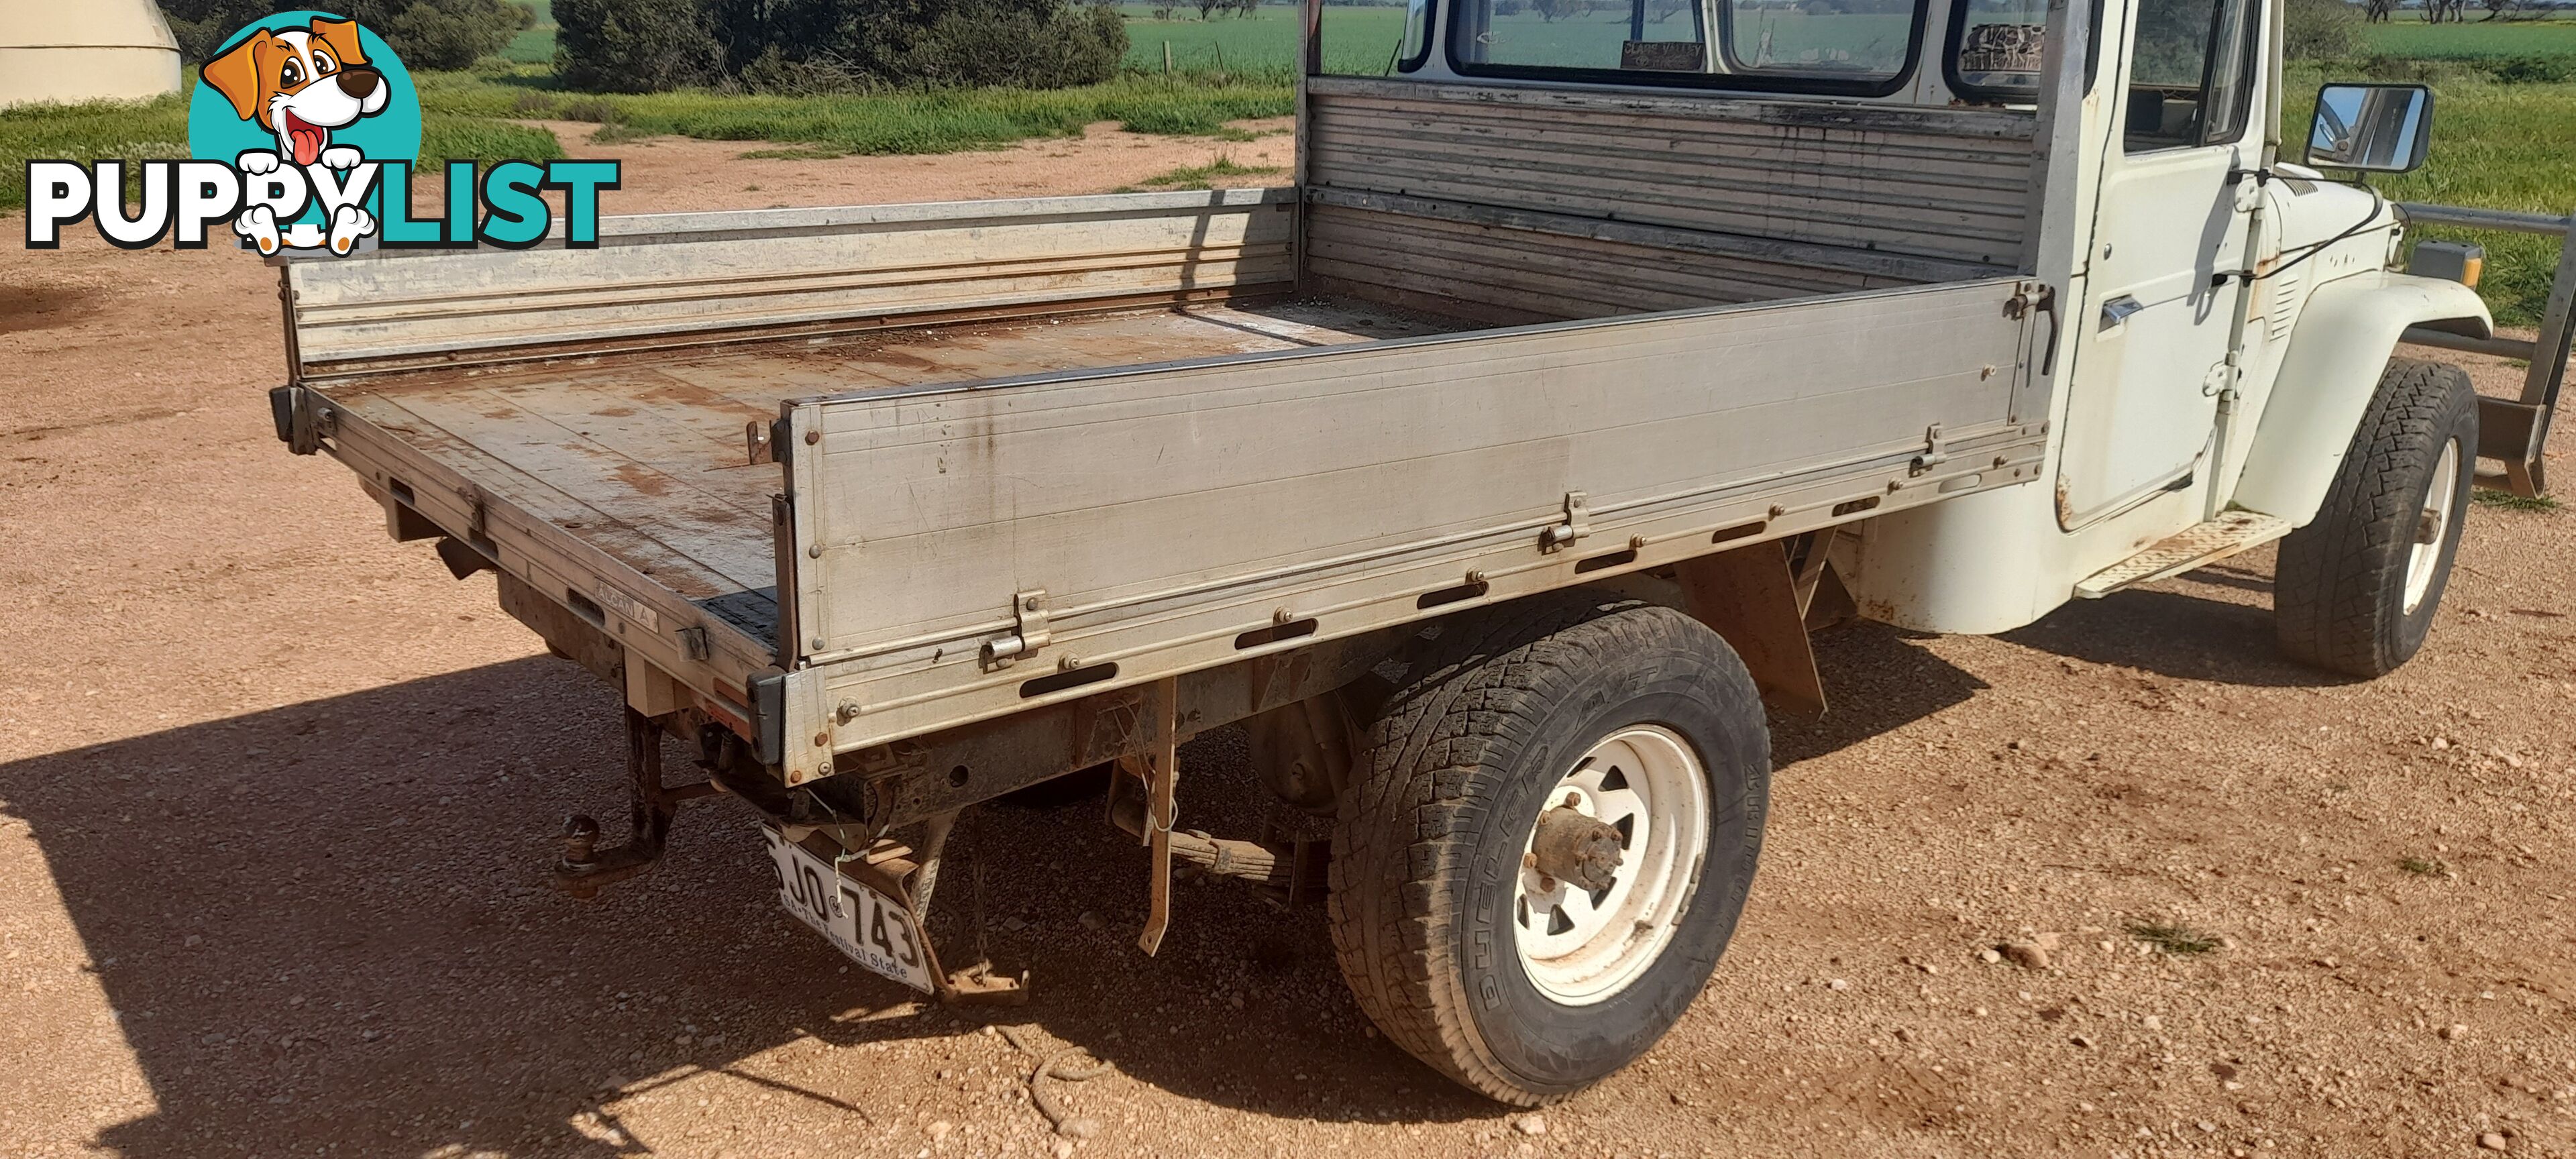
[1540,491,1591,553]
[2201,360,2235,398]
[1910,423,1950,476]
[981,590,1052,671]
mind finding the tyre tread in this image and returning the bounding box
[1327,592,1758,1104]
[2275,359,2476,677]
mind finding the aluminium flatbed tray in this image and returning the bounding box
[276,190,2053,788]
[304,295,1465,712]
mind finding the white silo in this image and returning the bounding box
[0,0,184,108]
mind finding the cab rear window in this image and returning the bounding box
[1446,0,1926,96]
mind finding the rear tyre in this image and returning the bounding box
[2274,358,2477,678]
[1327,592,1770,1105]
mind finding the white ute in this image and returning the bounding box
[270,0,2567,1105]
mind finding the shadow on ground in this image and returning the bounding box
[1998,563,2339,688]
[0,657,1480,1158]
[1772,620,1988,767]
[0,580,2322,1156]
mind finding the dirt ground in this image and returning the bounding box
[3,120,2573,1159]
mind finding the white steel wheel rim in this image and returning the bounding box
[1511,724,1710,1006]
[2404,438,2462,614]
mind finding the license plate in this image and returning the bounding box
[763,827,934,993]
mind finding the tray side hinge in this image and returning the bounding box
[1540,490,1591,553]
[1910,423,1950,476]
[980,589,1052,671]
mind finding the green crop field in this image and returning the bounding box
[2284,66,2576,327]
[2361,17,2576,64]
[504,0,557,65]
[1118,4,1409,76]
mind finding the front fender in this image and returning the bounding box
[2231,270,2491,526]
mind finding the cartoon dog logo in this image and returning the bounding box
[199,17,388,254]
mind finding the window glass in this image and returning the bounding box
[1318,0,1434,75]
[1950,0,2048,93]
[1444,0,1919,87]
[2123,0,2256,151]
[1715,0,1914,80]
[1451,0,1709,73]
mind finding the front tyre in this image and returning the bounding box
[2274,358,2477,678]
[1327,593,1770,1105]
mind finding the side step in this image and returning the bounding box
[2074,510,2293,599]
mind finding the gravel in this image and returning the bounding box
[2,158,2571,1159]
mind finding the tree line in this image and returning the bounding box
[161,0,535,68]
[157,0,1130,95]
[553,0,1129,93]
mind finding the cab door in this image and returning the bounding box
[2054,0,2265,525]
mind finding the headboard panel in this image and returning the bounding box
[1301,78,2039,320]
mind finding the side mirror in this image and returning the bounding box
[2307,83,2433,173]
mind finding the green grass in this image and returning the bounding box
[2473,488,2562,512]
[0,95,189,211]
[421,70,1292,154]
[1116,154,1285,190]
[0,91,562,212]
[2126,920,2223,956]
[2362,18,2576,65]
[2284,65,2576,328]
[504,0,557,65]
[1120,3,1409,76]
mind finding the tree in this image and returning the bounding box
[2284,0,2362,58]
[2363,0,2394,22]
[161,0,533,69]
[2479,0,2518,17]
[566,0,1128,93]
[378,0,533,68]
[555,0,723,91]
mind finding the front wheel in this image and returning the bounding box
[2274,358,2477,678]
[1326,593,1770,1104]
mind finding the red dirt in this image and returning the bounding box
[1,121,2571,1159]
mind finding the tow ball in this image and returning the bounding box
[553,710,721,899]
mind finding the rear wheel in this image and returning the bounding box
[1327,593,1770,1104]
[2274,359,2477,678]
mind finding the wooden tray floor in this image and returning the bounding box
[325,296,1464,644]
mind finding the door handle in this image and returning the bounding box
[2099,294,2145,334]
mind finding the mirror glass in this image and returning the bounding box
[2308,83,2432,172]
